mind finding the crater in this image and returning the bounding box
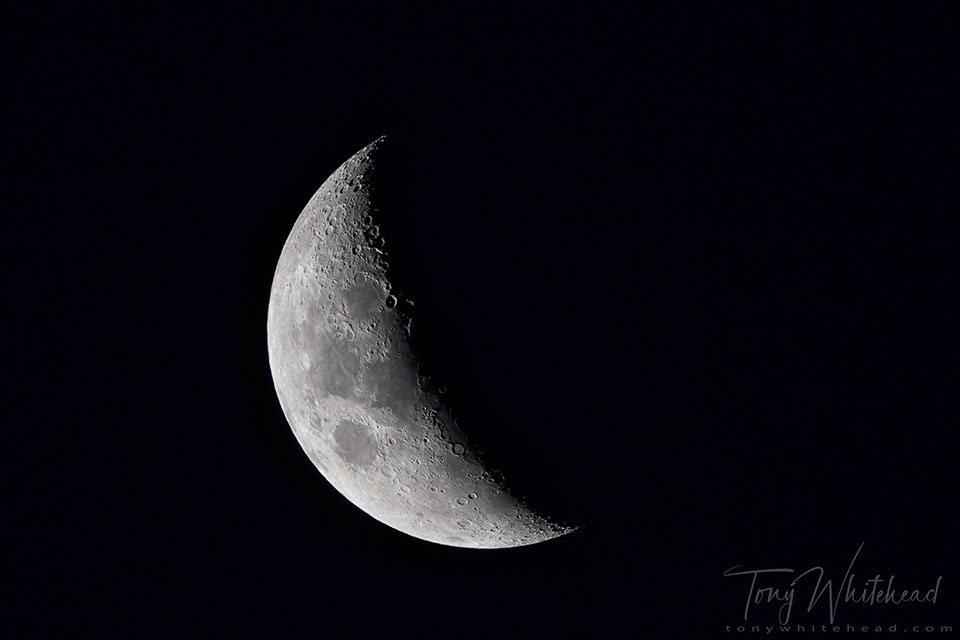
[334,420,379,467]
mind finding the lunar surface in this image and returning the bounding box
[267,138,573,548]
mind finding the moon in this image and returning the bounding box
[267,137,573,548]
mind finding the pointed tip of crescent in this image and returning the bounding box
[347,135,387,166]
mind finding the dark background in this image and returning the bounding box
[4,4,958,638]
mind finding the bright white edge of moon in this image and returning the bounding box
[267,137,575,549]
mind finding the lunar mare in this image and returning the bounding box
[267,138,572,548]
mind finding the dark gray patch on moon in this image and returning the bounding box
[334,420,378,467]
[367,357,420,421]
[319,337,362,399]
[344,278,385,320]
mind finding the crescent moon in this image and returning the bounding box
[267,138,573,548]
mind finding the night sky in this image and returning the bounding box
[5,5,958,637]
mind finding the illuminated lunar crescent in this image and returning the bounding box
[267,138,573,548]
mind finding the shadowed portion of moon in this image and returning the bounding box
[267,137,574,548]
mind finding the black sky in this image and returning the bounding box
[5,4,959,638]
